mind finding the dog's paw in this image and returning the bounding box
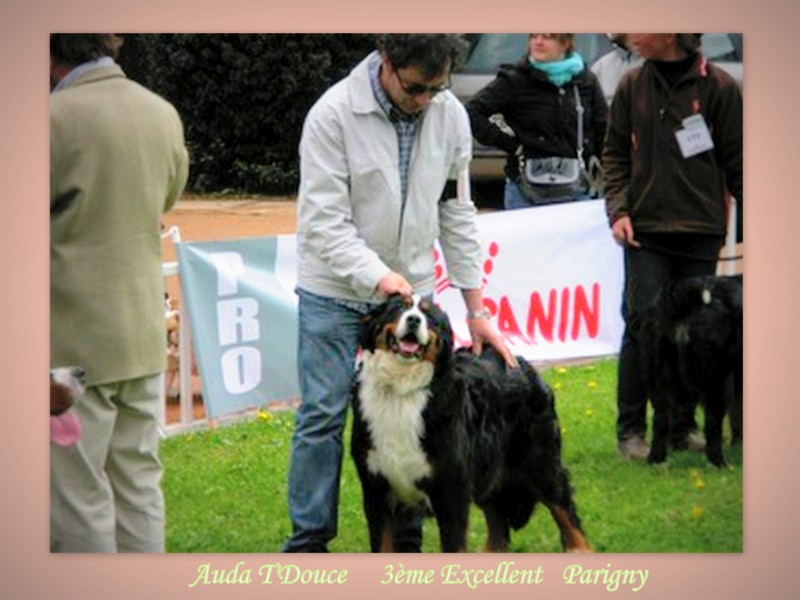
[647,450,667,465]
[707,450,727,468]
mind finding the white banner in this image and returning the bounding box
[433,200,624,362]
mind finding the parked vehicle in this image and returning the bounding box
[453,33,743,180]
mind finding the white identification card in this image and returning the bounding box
[675,114,714,158]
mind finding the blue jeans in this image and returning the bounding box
[283,289,421,552]
[504,178,591,210]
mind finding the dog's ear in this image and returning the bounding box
[359,296,397,352]
[359,309,379,352]
[427,301,454,371]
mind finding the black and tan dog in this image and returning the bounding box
[350,294,590,553]
[640,275,743,467]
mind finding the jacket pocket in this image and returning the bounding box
[349,159,400,253]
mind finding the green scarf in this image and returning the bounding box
[529,52,585,86]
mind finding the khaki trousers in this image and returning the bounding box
[50,373,165,552]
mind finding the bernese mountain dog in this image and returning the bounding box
[350,294,591,553]
[640,274,743,467]
[50,366,85,447]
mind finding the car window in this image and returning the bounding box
[459,33,741,74]
[460,34,613,74]
[701,33,742,62]
[461,34,528,73]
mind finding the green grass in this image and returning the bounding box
[160,359,743,553]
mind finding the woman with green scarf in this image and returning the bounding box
[466,34,607,208]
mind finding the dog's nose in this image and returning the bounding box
[72,367,86,382]
[405,315,421,331]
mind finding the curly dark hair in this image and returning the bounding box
[375,34,469,78]
[50,34,122,65]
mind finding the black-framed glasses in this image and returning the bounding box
[393,68,451,98]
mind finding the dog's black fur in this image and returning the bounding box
[350,294,590,552]
[640,275,743,467]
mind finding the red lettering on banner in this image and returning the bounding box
[558,287,571,342]
[496,296,530,343]
[481,283,601,346]
[572,283,600,340]
[526,290,557,342]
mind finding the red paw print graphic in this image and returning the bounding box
[482,241,499,287]
[434,241,500,317]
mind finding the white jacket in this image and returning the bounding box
[297,52,483,302]
[591,45,644,106]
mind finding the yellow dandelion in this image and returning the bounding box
[584,407,594,417]
[258,409,274,422]
[693,478,705,491]
[587,380,598,390]
[553,382,563,391]
[691,505,704,518]
[557,367,568,375]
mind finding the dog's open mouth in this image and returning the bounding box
[392,333,425,359]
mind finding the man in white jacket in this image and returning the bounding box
[284,34,514,552]
[591,34,643,106]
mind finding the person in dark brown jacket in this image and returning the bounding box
[603,33,743,460]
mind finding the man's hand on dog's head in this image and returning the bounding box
[377,271,413,297]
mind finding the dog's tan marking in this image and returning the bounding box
[484,523,509,553]
[375,323,397,352]
[551,506,593,553]
[380,524,394,552]
[422,330,440,364]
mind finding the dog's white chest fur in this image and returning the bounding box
[358,349,434,506]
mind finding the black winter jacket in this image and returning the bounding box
[603,54,743,239]
[465,58,608,180]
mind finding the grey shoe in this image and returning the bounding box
[618,435,650,460]
[672,431,706,452]
[686,432,706,451]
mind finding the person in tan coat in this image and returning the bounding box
[50,34,189,552]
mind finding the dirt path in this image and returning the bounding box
[162,197,297,251]
[161,197,297,298]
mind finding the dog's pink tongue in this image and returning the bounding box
[50,412,82,447]
[400,340,420,354]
